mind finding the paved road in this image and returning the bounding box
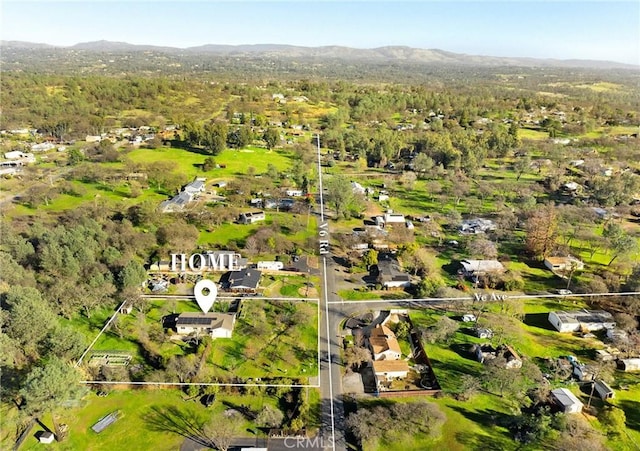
[318,254,347,451]
[181,435,326,451]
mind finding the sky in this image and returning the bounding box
[1,1,639,65]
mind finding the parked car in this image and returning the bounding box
[462,314,477,322]
[555,289,572,295]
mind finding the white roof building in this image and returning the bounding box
[548,310,615,333]
[620,358,640,372]
[544,256,585,273]
[460,259,505,276]
[551,388,583,414]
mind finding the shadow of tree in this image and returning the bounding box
[618,399,640,432]
[221,401,257,421]
[144,404,210,447]
[449,405,518,450]
[523,313,556,331]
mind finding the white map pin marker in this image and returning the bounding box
[194,279,217,313]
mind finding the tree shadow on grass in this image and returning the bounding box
[618,399,640,432]
[455,430,518,451]
[523,313,556,331]
[221,401,256,421]
[449,342,477,362]
[144,404,210,447]
[452,405,512,427]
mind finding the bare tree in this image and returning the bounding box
[343,346,372,371]
[204,415,242,451]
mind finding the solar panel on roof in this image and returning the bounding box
[177,316,216,326]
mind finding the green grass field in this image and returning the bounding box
[83,298,318,381]
[126,145,294,179]
[16,389,285,451]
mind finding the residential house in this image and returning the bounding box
[551,388,584,414]
[159,178,206,213]
[175,312,236,338]
[473,344,522,369]
[238,211,266,224]
[459,259,505,277]
[373,360,410,382]
[375,254,411,289]
[225,268,262,293]
[369,324,402,361]
[547,310,615,333]
[159,191,194,213]
[183,178,206,196]
[544,256,584,273]
[383,212,406,225]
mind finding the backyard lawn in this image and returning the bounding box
[17,389,285,451]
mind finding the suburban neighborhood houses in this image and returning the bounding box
[2,23,640,451]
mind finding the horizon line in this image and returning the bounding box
[2,38,638,67]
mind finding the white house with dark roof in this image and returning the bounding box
[175,312,236,338]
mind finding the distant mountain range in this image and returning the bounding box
[1,40,637,69]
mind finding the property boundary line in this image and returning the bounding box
[142,295,320,302]
[75,295,321,385]
[75,299,127,367]
[326,291,640,305]
[79,380,321,388]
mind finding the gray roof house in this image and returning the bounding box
[160,191,194,213]
[183,178,206,195]
[376,254,411,289]
[226,268,262,293]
